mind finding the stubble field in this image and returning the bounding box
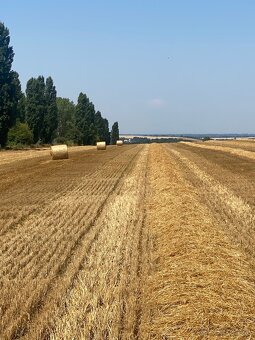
[0,141,255,339]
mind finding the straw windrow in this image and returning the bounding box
[139,144,255,339]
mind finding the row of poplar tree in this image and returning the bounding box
[0,22,119,147]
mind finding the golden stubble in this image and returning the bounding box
[181,141,255,161]
[168,145,255,258]
[1,143,255,339]
[0,145,145,339]
[139,144,255,339]
[50,145,149,339]
[0,146,94,166]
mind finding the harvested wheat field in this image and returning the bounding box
[0,143,255,339]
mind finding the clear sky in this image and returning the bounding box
[1,0,255,134]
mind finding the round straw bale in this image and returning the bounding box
[116,140,123,146]
[50,144,68,160]
[96,141,106,150]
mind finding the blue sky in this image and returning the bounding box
[1,0,255,133]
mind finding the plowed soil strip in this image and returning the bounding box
[139,144,255,339]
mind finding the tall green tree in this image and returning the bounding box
[25,76,46,143]
[94,111,110,144]
[95,111,105,141]
[56,97,76,140]
[110,121,119,145]
[43,77,58,143]
[0,22,21,146]
[75,93,96,145]
[103,118,110,145]
[75,92,88,145]
[86,102,96,145]
[101,117,110,144]
[16,93,26,123]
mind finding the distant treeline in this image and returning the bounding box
[126,137,182,144]
[0,22,119,148]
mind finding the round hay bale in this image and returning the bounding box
[116,140,123,146]
[50,144,68,160]
[96,141,106,150]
